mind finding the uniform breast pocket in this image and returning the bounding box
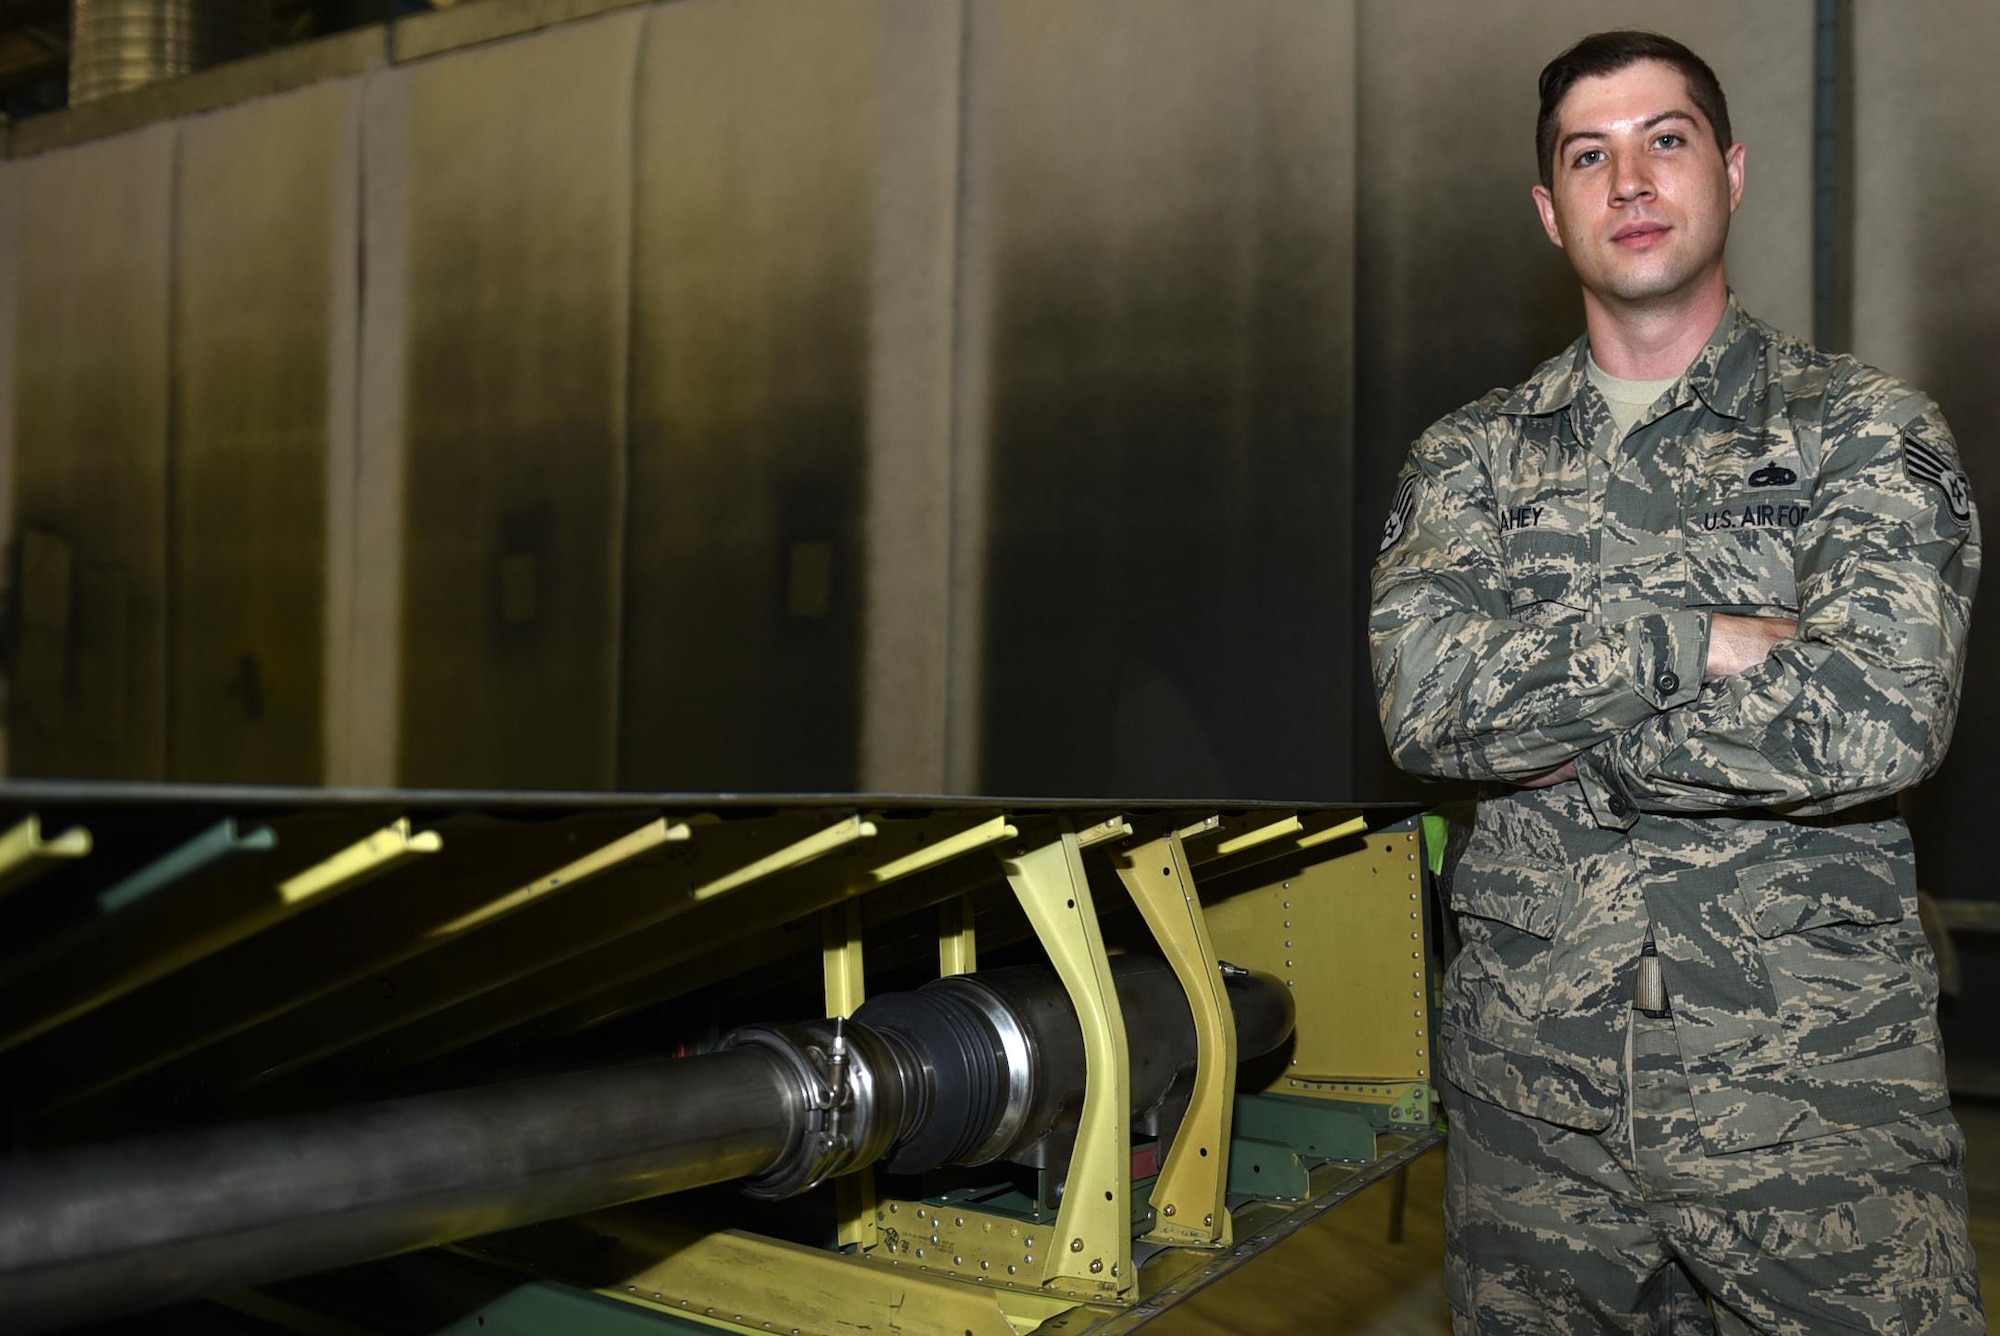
[1503,529,1592,625]
[1683,490,1806,611]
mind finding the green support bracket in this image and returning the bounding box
[1233,1092,1378,1165]
[1226,1135,1311,1200]
[1386,1082,1440,1127]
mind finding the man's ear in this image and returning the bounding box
[1724,140,1746,214]
[1531,183,1565,249]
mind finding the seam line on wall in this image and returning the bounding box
[939,0,975,795]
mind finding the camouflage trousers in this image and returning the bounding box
[1442,1011,1986,1334]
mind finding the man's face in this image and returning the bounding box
[1531,60,1745,310]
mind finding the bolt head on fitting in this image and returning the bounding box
[1070,1238,1083,1252]
[1162,1204,1176,1217]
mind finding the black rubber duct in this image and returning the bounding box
[855,955,1294,1174]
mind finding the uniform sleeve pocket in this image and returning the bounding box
[1739,855,1906,938]
[1447,852,1565,939]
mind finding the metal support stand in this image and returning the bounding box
[1113,828,1234,1249]
[999,818,1133,1301]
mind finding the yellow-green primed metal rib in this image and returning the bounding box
[1113,828,1235,1249]
[1294,812,1370,850]
[1198,813,1301,858]
[692,816,879,901]
[939,895,977,976]
[1000,820,1132,1302]
[865,813,1016,885]
[0,816,91,902]
[481,1211,1076,1336]
[283,819,443,908]
[426,819,683,934]
[331,813,1014,1079]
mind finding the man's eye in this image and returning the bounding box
[1653,133,1684,149]
[1572,148,1604,168]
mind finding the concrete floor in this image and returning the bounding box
[1154,1100,2000,1334]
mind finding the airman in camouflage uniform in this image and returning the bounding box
[1369,31,1985,1336]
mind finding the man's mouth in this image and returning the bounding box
[1612,222,1670,249]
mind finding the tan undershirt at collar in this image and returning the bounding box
[1586,353,1681,438]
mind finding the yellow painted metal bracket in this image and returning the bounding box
[999,818,1133,1302]
[1189,812,1300,858]
[1111,830,1234,1249]
[283,818,444,908]
[862,813,1017,888]
[367,813,1018,1073]
[822,900,875,1251]
[1184,810,1367,872]
[1203,824,1432,1100]
[0,816,91,903]
[692,816,878,902]
[870,1198,1091,1304]
[939,895,977,976]
[428,819,684,935]
[471,1211,1077,1336]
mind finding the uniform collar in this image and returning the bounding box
[1497,296,1763,421]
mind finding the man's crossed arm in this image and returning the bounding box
[1369,394,1976,824]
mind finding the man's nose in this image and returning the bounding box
[1609,152,1655,205]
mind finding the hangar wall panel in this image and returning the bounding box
[1349,2,1817,797]
[339,70,412,787]
[964,0,1359,800]
[7,126,177,780]
[621,0,940,792]
[1850,2,2000,1048]
[857,0,964,794]
[392,12,640,789]
[170,80,360,783]
[0,162,15,775]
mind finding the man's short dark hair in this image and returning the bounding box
[1536,31,1733,189]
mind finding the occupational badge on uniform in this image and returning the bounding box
[1380,473,1418,553]
[1904,435,1973,528]
[1747,461,1797,488]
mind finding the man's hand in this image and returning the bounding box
[1517,759,1578,789]
[1706,614,1798,679]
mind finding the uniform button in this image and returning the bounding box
[1656,671,1680,695]
[1608,795,1631,816]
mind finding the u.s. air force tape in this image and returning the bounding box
[1380,472,1418,553]
[1904,435,1973,529]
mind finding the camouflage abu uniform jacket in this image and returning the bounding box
[1369,301,1979,1153]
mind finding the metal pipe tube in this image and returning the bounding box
[0,1049,802,1334]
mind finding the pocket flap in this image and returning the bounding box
[1737,855,1906,938]
[1503,530,1589,610]
[1447,852,1566,939]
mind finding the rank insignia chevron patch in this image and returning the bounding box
[1904,435,1973,529]
[1380,472,1418,553]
